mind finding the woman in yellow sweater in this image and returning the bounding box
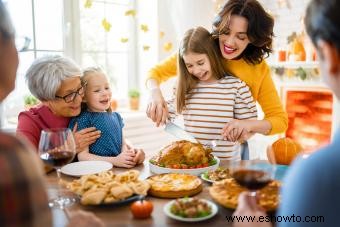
[146,0,287,143]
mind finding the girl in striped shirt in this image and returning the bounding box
[167,26,257,159]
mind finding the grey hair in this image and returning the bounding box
[26,55,82,101]
[0,1,15,40]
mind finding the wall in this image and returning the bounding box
[260,0,312,60]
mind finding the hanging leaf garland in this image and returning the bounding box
[102,18,112,32]
[143,45,150,51]
[163,42,173,52]
[140,24,149,33]
[159,31,165,39]
[84,0,92,8]
[120,37,129,43]
[125,9,136,17]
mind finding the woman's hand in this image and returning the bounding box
[146,88,168,127]
[222,119,251,142]
[232,192,271,227]
[222,119,272,142]
[72,123,101,153]
[66,210,105,227]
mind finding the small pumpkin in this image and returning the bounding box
[267,137,302,165]
[130,199,153,219]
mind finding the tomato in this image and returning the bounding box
[196,164,203,168]
[172,164,180,169]
[202,163,209,167]
[130,199,153,219]
[181,164,188,169]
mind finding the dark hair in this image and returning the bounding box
[0,1,15,40]
[305,0,340,53]
[212,0,274,64]
[177,26,226,113]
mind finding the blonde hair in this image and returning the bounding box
[81,67,112,112]
[177,26,226,113]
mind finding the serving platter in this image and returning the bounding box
[163,198,218,222]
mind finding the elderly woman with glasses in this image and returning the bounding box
[16,55,101,152]
[0,1,105,226]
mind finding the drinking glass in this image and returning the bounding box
[230,159,276,197]
[39,128,76,209]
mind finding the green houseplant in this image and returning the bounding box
[24,94,39,109]
[128,88,140,111]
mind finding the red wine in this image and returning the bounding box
[232,169,271,190]
[40,151,75,168]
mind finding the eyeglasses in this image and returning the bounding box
[55,83,86,103]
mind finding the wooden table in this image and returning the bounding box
[46,160,235,227]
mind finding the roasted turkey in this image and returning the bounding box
[151,140,213,167]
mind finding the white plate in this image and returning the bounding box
[149,157,220,176]
[61,161,113,177]
[164,198,218,222]
[200,172,215,183]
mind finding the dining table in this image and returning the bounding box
[46,159,242,227]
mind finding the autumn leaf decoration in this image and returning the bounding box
[143,45,150,51]
[125,9,136,17]
[102,18,111,32]
[84,0,92,8]
[120,38,129,43]
[163,42,173,52]
[140,24,149,33]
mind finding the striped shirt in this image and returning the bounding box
[168,75,257,159]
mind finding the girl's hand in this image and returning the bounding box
[146,88,168,127]
[113,151,136,168]
[72,123,101,153]
[222,119,252,142]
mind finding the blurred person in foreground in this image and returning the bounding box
[0,1,104,226]
[232,0,340,226]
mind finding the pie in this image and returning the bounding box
[209,178,281,211]
[147,173,202,198]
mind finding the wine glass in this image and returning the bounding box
[230,159,276,197]
[39,128,76,209]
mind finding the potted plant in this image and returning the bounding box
[128,88,140,111]
[24,94,39,110]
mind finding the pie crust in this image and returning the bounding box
[147,173,203,198]
[209,178,281,211]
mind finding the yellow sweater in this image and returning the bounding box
[147,53,288,135]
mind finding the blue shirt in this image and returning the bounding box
[69,110,124,157]
[278,129,340,227]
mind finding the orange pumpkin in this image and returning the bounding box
[110,99,118,111]
[130,200,153,219]
[267,138,302,165]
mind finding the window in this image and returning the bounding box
[78,0,136,100]
[1,0,136,128]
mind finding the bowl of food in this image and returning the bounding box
[164,197,218,222]
[201,167,232,183]
[149,140,220,176]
